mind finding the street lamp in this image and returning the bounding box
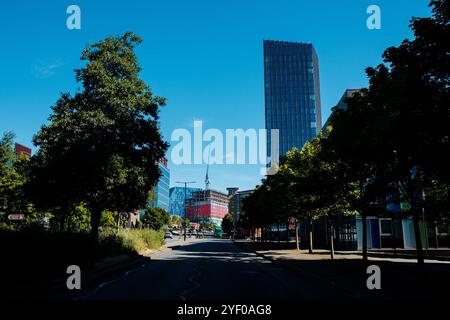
[176,181,196,241]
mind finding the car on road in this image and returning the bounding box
[164,231,173,239]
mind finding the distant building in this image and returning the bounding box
[148,157,170,212]
[310,88,450,251]
[186,189,229,226]
[227,187,253,225]
[323,89,361,130]
[14,143,31,159]
[264,40,322,159]
[169,186,202,217]
[137,157,170,225]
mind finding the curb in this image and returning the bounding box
[366,252,450,262]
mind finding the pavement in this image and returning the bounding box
[45,238,450,300]
[62,238,347,300]
[236,240,450,300]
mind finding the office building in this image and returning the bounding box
[169,186,202,217]
[227,187,253,225]
[148,157,170,212]
[264,40,322,159]
[185,189,229,226]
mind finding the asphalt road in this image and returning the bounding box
[75,238,344,300]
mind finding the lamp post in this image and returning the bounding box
[176,181,196,241]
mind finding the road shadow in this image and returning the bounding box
[238,241,450,300]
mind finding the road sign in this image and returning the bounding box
[120,212,129,221]
[8,214,25,220]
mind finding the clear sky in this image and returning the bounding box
[0,0,431,193]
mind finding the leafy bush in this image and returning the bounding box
[98,227,164,256]
[141,207,170,230]
[0,221,15,231]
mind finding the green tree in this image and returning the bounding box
[0,132,33,222]
[240,182,278,242]
[142,207,170,230]
[29,32,168,239]
[293,135,356,258]
[200,217,214,230]
[100,210,118,228]
[170,214,182,228]
[328,0,449,265]
[64,203,90,232]
[284,141,327,253]
[0,131,15,176]
[181,218,190,228]
[221,214,233,234]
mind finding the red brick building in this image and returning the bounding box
[14,143,32,159]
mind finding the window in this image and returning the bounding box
[379,219,392,236]
[437,225,448,236]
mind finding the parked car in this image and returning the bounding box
[164,231,173,239]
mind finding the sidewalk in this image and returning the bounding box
[235,240,450,300]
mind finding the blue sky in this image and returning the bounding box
[0,0,431,193]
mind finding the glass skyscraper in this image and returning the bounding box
[147,157,170,212]
[264,40,322,159]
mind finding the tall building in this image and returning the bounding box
[169,186,202,217]
[185,189,229,226]
[148,157,170,212]
[264,40,322,158]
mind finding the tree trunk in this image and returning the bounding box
[308,220,314,254]
[295,219,300,251]
[330,224,335,260]
[59,210,66,233]
[277,223,280,244]
[362,214,368,262]
[286,216,290,243]
[90,206,102,241]
[412,209,425,267]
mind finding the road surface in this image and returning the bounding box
[74,238,344,300]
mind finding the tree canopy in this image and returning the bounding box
[28,32,168,237]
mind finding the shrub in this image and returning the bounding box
[98,227,164,256]
[0,221,15,232]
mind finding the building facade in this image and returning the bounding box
[323,88,361,130]
[148,157,170,212]
[316,88,450,250]
[227,187,253,225]
[264,40,322,159]
[169,186,202,217]
[185,189,229,226]
[14,143,31,159]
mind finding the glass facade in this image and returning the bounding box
[264,40,322,158]
[155,162,170,211]
[169,186,202,217]
[147,159,170,212]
